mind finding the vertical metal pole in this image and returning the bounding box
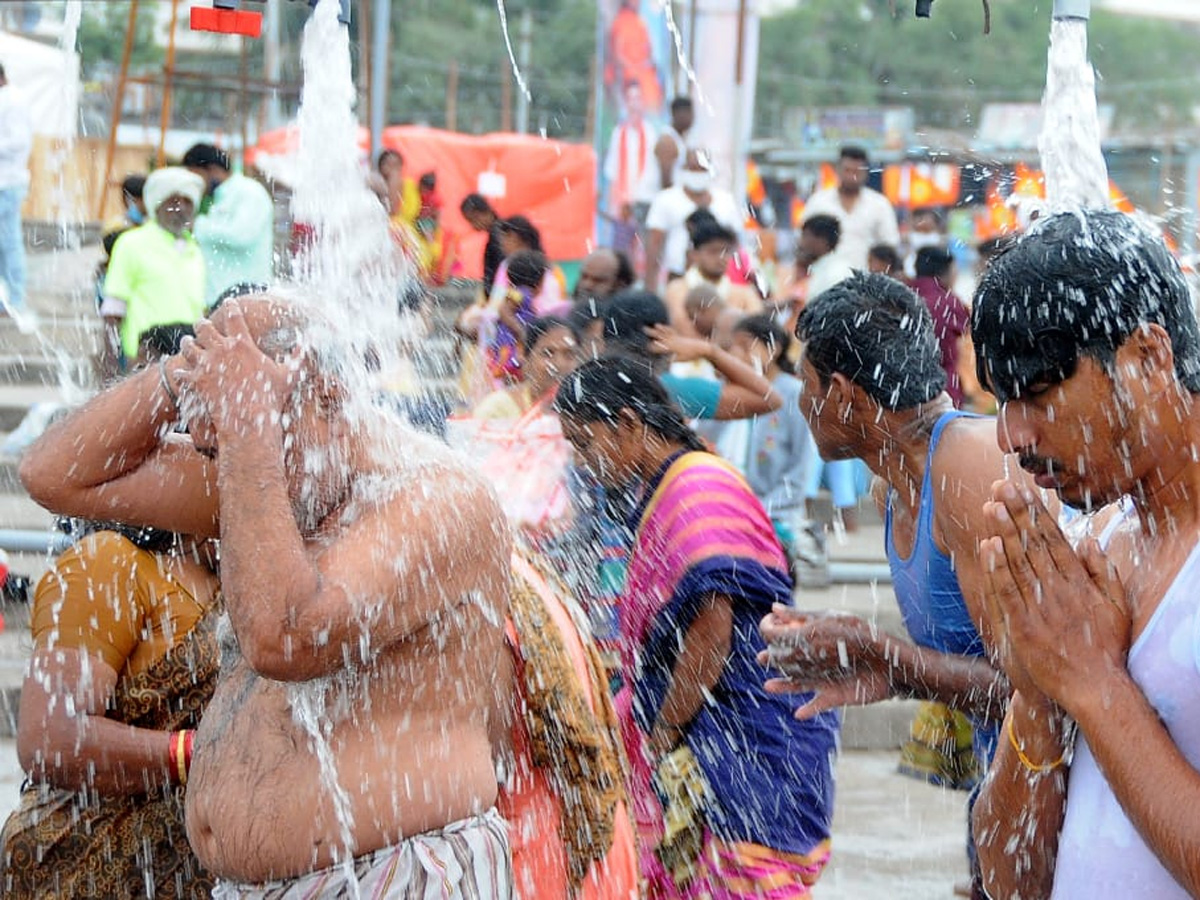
[369,0,390,161]
[96,0,139,219]
[1183,150,1200,257]
[157,0,181,168]
[359,0,372,135]
[264,0,282,129]
[515,6,532,134]
[500,56,513,133]
[239,36,250,168]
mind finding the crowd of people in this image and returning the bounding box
[0,102,1199,900]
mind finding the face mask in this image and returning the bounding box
[679,169,713,193]
[910,231,942,250]
[126,205,145,225]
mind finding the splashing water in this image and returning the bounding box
[495,0,532,103]
[1038,18,1110,213]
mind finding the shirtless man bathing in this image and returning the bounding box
[19,296,514,897]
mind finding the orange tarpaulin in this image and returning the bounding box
[382,127,596,279]
[247,125,596,280]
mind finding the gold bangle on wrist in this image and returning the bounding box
[1007,715,1067,774]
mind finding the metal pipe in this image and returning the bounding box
[1052,0,1089,20]
[828,562,893,585]
[369,0,389,161]
[0,530,72,556]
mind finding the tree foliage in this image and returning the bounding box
[78,1,163,80]
[755,0,1200,135]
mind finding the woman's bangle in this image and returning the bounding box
[158,358,181,412]
[1007,715,1068,774]
[168,729,194,785]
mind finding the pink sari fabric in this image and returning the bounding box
[617,452,798,894]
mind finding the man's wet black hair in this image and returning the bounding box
[211,281,269,312]
[602,289,669,358]
[839,145,869,164]
[915,246,954,280]
[122,174,146,200]
[506,249,549,291]
[734,314,796,376]
[868,243,901,273]
[797,271,946,410]
[460,193,493,216]
[691,220,737,251]
[182,143,230,171]
[569,297,608,334]
[554,355,706,453]
[684,208,718,237]
[139,322,194,360]
[802,214,841,251]
[522,314,574,356]
[498,215,543,253]
[613,249,635,291]
[971,209,1200,404]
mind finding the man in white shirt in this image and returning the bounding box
[799,214,855,300]
[803,145,899,270]
[644,149,742,292]
[652,96,694,193]
[603,81,657,219]
[0,63,33,314]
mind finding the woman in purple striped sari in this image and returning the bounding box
[555,356,840,899]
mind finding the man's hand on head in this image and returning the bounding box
[176,301,303,441]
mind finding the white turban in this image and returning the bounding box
[143,166,206,215]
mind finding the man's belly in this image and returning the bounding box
[185,662,498,883]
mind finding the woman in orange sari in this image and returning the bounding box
[1,525,220,898]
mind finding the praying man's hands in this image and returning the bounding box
[758,606,895,720]
[981,480,1131,717]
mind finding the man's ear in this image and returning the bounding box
[829,371,856,423]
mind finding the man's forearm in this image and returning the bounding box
[974,693,1070,900]
[216,421,320,667]
[21,361,175,500]
[706,346,779,405]
[888,640,1010,722]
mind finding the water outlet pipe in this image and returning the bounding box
[1052,0,1090,20]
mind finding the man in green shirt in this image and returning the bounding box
[183,143,275,307]
[99,167,207,379]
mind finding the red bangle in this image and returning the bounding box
[168,730,194,785]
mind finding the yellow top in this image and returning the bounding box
[31,531,213,677]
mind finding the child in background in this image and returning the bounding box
[724,315,829,587]
[488,249,550,383]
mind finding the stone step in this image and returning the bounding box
[0,354,95,388]
[0,316,100,360]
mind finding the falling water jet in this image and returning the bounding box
[1039,0,1110,213]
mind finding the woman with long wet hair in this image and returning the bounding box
[554,355,840,899]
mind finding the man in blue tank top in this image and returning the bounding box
[970,210,1200,900]
[758,272,1044,898]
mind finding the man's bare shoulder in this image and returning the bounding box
[930,416,1005,537]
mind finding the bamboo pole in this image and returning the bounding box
[95,0,139,220]
[156,0,181,168]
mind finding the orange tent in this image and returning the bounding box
[248,125,596,279]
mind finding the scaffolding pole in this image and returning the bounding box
[95,0,139,220]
